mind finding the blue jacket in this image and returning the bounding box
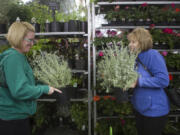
[131,49,170,117]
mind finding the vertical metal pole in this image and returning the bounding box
[92,3,97,135]
[87,0,92,135]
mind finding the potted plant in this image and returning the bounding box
[55,11,66,32]
[104,10,119,26]
[68,11,79,32]
[164,52,180,72]
[134,4,149,26]
[28,2,53,32]
[70,102,88,132]
[97,43,138,94]
[74,45,87,70]
[150,29,171,49]
[7,2,32,25]
[31,51,72,104]
[0,0,12,33]
[77,5,88,33]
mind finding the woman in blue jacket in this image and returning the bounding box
[128,27,170,135]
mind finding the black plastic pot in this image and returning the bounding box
[64,22,68,32]
[50,22,60,32]
[126,19,135,26]
[68,20,78,32]
[0,24,7,34]
[153,42,169,49]
[57,87,77,105]
[59,22,64,32]
[75,59,86,70]
[31,23,40,33]
[68,59,74,69]
[45,23,50,32]
[135,19,144,26]
[80,21,88,33]
[113,87,129,103]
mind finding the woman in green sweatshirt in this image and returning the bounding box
[0,21,61,135]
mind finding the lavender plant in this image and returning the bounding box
[97,43,138,92]
[32,51,72,88]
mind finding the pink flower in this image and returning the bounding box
[125,6,129,10]
[96,30,103,37]
[176,33,180,37]
[171,3,175,8]
[114,5,120,11]
[120,118,125,126]
[99,51,104,57]
[110,30,117,37]
[141,3,148,7]
[163,28,173,34]
[107,30,117,37]
[161,51,168,56]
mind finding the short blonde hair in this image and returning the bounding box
[127,27,153,51]
[6,21,35,48]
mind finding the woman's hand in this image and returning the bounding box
[130,80,138,88]
[48,86,62,95]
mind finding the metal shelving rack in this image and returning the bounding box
[97,26,180,29]
[96,1,180,5]
[92,1,180,135]
[0,1,92,135]
[0,32,87,38]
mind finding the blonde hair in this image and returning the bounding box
[6,22,35,49]
[127,27,153,51]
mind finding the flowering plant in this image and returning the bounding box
[97,44,138,92]
[163,52,180,72]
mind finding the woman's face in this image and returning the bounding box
[20,31,35,53]
[128,39,139,52]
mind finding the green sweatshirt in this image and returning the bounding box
[0,48,49,120]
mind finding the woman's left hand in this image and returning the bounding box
[130,80,138,88]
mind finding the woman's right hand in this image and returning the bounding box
[48,86,62,95]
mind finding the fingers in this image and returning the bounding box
[54,89,62,94]
[48,86,62,95]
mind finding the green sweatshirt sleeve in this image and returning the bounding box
[4,53,49,100]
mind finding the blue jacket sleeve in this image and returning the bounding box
[138,51,169,88]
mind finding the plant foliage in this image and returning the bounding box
[32,51,72,88]
[97,44,138,91]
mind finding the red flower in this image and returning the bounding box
[162,7,168,11]
[150,24,155,29]
[110,96,116,101]
[141,3,147,7]
[103,95,111,100]
[93,96,101,101]
[175,8,180,12]
[169,74,173,81]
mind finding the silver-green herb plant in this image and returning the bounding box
[32,51,72,88]
[97,43,138,92]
